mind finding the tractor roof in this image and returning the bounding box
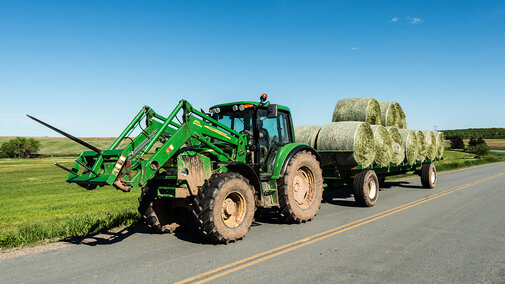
[210,101,291,112]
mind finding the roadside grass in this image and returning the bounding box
[0,157,140,249]
[433,150,505,171]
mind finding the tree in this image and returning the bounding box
[0,137,41,158]
[468,137,478,147]
[450,136,464,149]
[467,143,490,156]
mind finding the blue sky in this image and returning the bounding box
[1,0,504,137]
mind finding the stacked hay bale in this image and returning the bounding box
[294,125,322,148]
[395,103,407,129]
[435,132,445,158]
[423,131,437,160]
[378,101,398,127]
[386,126,405,164]
[317,122,376,168]
[332,97,381,125]
[370,125,393,165]
[294,97,441,169]
[398,129,418,163]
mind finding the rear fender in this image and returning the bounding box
[271,143,321,180]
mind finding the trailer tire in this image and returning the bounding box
[278,150,323,223]
[138,185,189,233]
[194,173,255,243]
[353,170,379,207]
[421,163,437,188]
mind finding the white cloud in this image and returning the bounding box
[391,17,399,23]
[351,47,358,50]
[407,17,423,24]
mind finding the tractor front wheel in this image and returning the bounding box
[278,150,323,223]
[194,173,255,243]
[138,184,190,233]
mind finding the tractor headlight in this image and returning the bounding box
[239,104,245,111]
[214,107,221,114]
[232,105,238,111]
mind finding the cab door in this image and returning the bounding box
[256,109,292,174]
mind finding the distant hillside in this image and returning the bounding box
[441,128,505,139]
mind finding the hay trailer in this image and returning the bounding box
[319,151,441,206]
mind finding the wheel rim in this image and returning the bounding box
[430,168,436,184]
[221,191,247,228]
[293,166,316,209]
[368,179,377,200]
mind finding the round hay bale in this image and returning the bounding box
[386,126,405,164]
[423,131,437,160]
[435,131,445,158]
[332,97,381,125]
[394,102,407,129]
[378,101,398,127]
[398,129,418,163]
[416,130,426,161]
[294,125,322,148]
[370,125,393,165]
[317,121,375,168]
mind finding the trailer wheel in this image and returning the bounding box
[353,170,379,207]
[421,163,437,188]
[194,173,255,243]
[278,150,323,223]
[138,185,190,233]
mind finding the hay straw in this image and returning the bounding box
[394,102,407,129]
[332,97,381,125]
[398,129,418,163]
[386,126,405,164]
[416,130,426,161]
[423,131,437,160]
[370,125,393,165]
[294,125,322,148]
[435,131,445,158]
[317,121,375,167]
[378,101,398,127]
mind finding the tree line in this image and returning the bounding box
[442,128,505,139]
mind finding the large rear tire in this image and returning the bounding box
[353,170,379,207]
[194,173,255,243]
[138,184,190,233]
[421,163,437,188]
[278,150,323,223]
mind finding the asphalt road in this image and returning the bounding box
[2,162,505,283]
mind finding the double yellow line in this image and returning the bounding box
[177,171,505,284]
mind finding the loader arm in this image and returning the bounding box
[65,100,248,191]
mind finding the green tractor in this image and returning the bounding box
[30,94,324,243]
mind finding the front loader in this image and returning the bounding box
[30,94,323,243]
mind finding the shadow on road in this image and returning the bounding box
[66,178,426,246]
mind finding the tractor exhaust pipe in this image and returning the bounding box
[26,115,102,154]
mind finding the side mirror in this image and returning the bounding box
[267,104,278,118]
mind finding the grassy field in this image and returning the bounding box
[1,136,505,250]
[0,157,140,249]
[0,137,117,156]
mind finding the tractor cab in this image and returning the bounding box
[210,94,294,174]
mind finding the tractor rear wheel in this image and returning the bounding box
[138,184,190,233]
[421,163,437,188]
[278,151,323,223]
[353,170,379,207]
[194,173,255,243]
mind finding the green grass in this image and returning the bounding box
[0,157,141,249]
[433,150,505,171]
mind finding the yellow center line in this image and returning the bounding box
[177,171,505,284]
